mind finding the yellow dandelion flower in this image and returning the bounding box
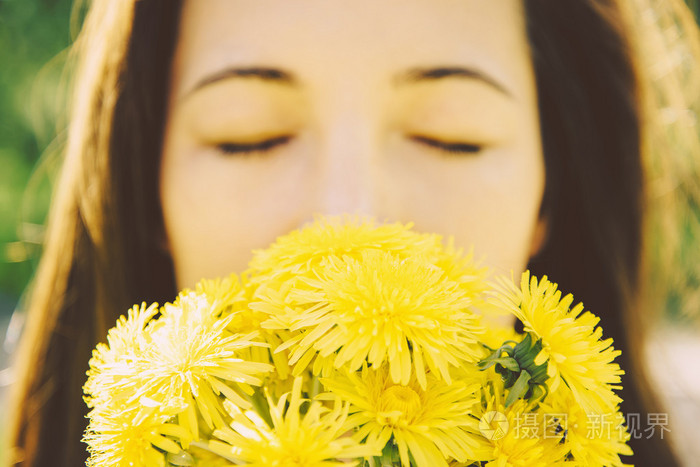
[84,292,274,452]
[492,272,624,412]
[541,390,632,466]
[435,240,489,305]
[482,403,567,467]
[247,215,443,279]
[468,378,569,467]
[192,272,248,317]
[136,292,273,433]
[84,404,192,467]
[321,365,485,467]
[478,324,522,356]
[194,273,284,374]
[204,377,379,466]
[185,445,237,467]
[84,302,160,410]
[194,273,271,339]
[267,250,483,388]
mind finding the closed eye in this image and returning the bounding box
[409,135,482,155]
[217,135,293,156]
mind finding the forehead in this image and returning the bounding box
[171,0,533,101]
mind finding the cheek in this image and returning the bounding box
[382,146,545,276]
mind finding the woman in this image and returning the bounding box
[5,0,699,465]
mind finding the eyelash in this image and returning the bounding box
[215,134,482,157]
[409,135,482,155]
[217,135,293,156]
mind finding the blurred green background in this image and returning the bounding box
[0,0,698,339]
[0,0,74,321]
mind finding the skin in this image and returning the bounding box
[160,0,546,290]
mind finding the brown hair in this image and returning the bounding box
[5,1,182,464]
[5,0,699,465]
[525,0,687,464]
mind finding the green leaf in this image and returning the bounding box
[492,357,520,372]
[505,371,531,407]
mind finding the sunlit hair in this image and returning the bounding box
[5,0,699,465]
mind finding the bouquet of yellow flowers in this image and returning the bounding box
[82,217,632,466]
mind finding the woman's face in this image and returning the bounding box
[160,0,545,289]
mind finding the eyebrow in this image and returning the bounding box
[183,65,512,100]
[397,66,512,97]
[183,66,297,100]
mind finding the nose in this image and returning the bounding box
[313,118,378,218]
